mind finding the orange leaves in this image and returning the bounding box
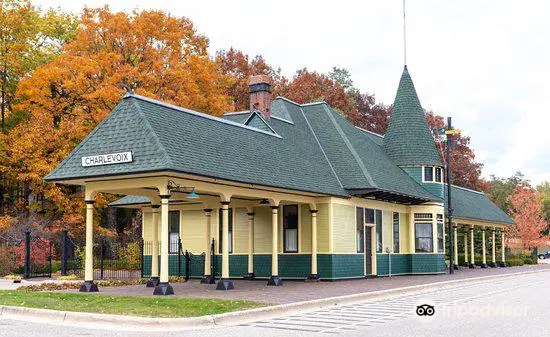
[508,184,547,247]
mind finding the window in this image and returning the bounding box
[415,223,433,253]
[437,214,444,252]
[393,212,400,253]
[424,166,434,182]
[169,211,180,253]
[356,207,364,253]
[365,208,375,224]
[218,208,233,253]
[375,210,382,253]
[435,167,442,182]
[283,205,299,253]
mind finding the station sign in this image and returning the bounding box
[81,152,133,167]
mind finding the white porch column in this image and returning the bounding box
[268,205,283,286]
[469,226,475,268]
[245,210,255,279]
[146,206,160,287]
[153,194,174,295]
[490,228,497,267]
[307,209,319,281]
[201,209,214,284]
[80,199,98,292]
[463,228,469,266]
[481,227,488,268]
[453,224,459,269]
[501,230,507,267]
[216,201,234,290]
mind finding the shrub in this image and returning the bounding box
[117,243,141,270]
[0,244,17,276]
[506,258,524,267]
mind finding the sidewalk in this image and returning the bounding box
[69,264,550,304]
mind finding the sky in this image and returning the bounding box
[34,0,550,185]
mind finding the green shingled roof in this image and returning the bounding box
[384,66,443,167]
[445,185,514,225]
[45,94,347,197]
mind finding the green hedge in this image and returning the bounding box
[506,258,524,267]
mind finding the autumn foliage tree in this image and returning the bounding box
[507,184,548,248]
[0,7,232,235]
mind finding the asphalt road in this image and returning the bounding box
[1,271,549,337]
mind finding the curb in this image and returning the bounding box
[1,268,548,331]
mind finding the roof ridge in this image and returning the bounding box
[274,96,326,107]
[322,105,376,188]
[128,93,281,138]
[128,97,175,169]
[354,125,384,138]
[451,184,484,195]
[299,105,344,189]
[224,110,250,116]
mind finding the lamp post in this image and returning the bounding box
[443,117,459,274]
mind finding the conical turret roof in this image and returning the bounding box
[383,66,443,167]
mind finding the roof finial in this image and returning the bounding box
[403,0,407,69]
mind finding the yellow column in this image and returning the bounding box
[470,226,475,267]
[80,200,98,292]
[308,209,319,281]
[501,230,506,266]
[491,228,496,267]
[370,224,377,275]
[201,209,214,284]
[409,208,415,253]
[153,194,174,295]
[453,224,459,269]
[216,201,233,290]
[481,227,488,268]
[268,205,282,286]
[246,210,255,279]
[463,228,468,266]
[146,206,160,287]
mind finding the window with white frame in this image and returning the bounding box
[435,167,443,182]
[424,166,434,182]
[283,205,299,253]
[393,212,400,253]
[218,208,233,253]
[414,213,434,253]
[356,207,365,253]
[437,214,444,252]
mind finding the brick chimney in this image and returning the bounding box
[249,75,272,117]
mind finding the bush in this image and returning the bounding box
[0,245,17,276]
[506,258,524,267]
[117,243,141,270]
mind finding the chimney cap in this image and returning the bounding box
[249,74,271,85]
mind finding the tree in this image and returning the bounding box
[426,112,488,191]
[216,48,285,111]
[1,7,233,235]
[536,181,550,235]
[328,67,353,91]
[346,89,390,135]
[279,68,354,115]
[507,184,547,248]
[0,0,76,130]
[485,172,529,214]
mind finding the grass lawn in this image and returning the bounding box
[0,290,263,317]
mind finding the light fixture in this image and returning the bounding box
[259,198,269,205]
[187,188,200,199]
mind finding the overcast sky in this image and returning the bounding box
[34,0,549,185]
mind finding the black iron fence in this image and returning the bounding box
[141,238,207,279]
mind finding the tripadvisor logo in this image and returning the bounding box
[416,304,435,316]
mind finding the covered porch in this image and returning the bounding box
[79,172,324,294]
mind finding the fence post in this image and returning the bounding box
[185,250,190,281]
[100,237,104,280]
[61,229,68,276]
[24,229,31,279]
[177,237,182,277]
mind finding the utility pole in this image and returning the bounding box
[446,117,455,274]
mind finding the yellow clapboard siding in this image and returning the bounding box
[332,203,355,253]
[400,212,410,253]
[234,207,248,254]
[252,206,272,253]
[316,203,330,253]
[382,210,392,253]
[300,204,311,253]
[142,211,153,241]
[181,210,207,254]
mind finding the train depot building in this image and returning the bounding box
[45,67,513,294]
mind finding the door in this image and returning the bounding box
[364,226,372,276]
